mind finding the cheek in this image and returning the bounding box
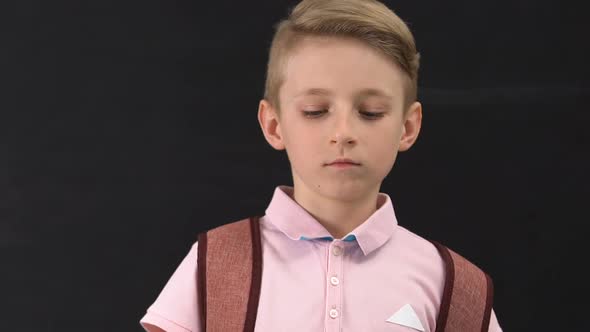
[284,125,318,155]
[288,122,318,143]
[369,129,399,161]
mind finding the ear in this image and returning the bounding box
[258,99,286,150]
[398,101,422,152]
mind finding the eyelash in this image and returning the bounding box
[302,110,384,120]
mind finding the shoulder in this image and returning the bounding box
[202,216,255,235]
[393,225,487,280]
[388,225,447,296]
[393,224,445,264]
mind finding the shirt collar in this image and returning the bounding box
[264,185,398,256]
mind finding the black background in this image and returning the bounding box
[2,0,589,331]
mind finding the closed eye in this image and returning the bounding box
[302,110,328,118]
[302,110,384,120]
[360,111,385,119]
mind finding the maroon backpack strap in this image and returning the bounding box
[197,216,263,332]
[430,240,494,332]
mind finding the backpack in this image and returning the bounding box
[196,216,494,332]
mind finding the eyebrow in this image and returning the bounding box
[293,88,394,100]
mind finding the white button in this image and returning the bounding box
[332,246,342,256]
[330,276,340,286]
[329,308,339,318]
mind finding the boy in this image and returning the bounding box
[140,0,503,331]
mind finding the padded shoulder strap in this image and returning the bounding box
[430,240,494,332]
[197,216,263,332]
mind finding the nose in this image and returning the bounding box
[330,111,357,147]
[331,134,355,146]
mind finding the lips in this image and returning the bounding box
[327,158,360,165]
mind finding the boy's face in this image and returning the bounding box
[258,35,422,201]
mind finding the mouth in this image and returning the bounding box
[326,158,360,166]
[325,160,361,169]
[327,162,360,168]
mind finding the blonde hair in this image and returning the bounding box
[263,0,420,116]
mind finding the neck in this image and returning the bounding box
[288,180,380,239]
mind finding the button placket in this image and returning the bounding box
[330,276,340,286]
[325,240,344,332]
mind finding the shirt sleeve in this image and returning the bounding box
[139,241,201,332]
[488,307,503,332]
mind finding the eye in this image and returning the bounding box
[359,111,385,120]
[302,110,328,118]
[301,109,385,120]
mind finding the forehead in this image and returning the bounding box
[281,35,406,102]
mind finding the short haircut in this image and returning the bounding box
[263,0,421,116]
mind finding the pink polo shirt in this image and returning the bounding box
[140,185,502,332]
